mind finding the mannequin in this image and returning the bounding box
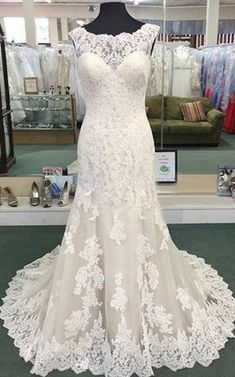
[83,2,156,53]
[84,2,144,35]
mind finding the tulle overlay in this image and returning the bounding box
[1,23,235,377]
[1,186,235,376]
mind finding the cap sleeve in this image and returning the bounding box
[144,24,160,55]
[69,28,82,54]
[148,24,160,40]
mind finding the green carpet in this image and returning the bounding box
[176,131,235,174]
[2,131,235,177]
[0,224,235,377]
[7,144,77,176]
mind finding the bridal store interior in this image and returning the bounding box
[0,1,235,376]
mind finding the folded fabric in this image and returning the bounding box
[180,101,206,122]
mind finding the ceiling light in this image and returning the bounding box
[88,5,96,12]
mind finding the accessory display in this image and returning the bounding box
[42,166,68,175]
[217,165,235,199]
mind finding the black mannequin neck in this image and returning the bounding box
[99,2,133,19]
[84,2,145,36]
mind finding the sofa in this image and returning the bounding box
[145,95,225,146]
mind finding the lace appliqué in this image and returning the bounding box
[64,307,91,338]
[176,287,193,311]
[65,235,104,338]
[69,24,160,70]
[89,205,100,221]
[74,235,104,296]
[111,273,127,313]
[63,201,81,255]
[154,208,170,251]
[109,211,127,245]
[136,235,173,334]
[63,194,100,256]
[47,280,62,315]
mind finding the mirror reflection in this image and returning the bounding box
[161,0,235,175]
[0,0,235,178]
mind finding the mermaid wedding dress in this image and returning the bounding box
[1,24,235,377]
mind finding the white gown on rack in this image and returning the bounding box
[1,24,235,377]
[172,45,200,98]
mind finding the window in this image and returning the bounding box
[36,18,49,44]
[4,17,26,43]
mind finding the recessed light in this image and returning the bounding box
[88,5,96,12]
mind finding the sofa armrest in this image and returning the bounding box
[206,109,225,128]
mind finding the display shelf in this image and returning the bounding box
[1,174,234,225]
[156,174,217,195]
[0,194,234,226]
[2,109,11,117]
[11,94,78,144]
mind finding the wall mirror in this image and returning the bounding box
[0,0,166,177]
[1,0,234,178]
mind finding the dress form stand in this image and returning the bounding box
[84,2,144,36]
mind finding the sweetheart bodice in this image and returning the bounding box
[76,50,151,118]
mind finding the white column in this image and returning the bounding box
[22,0,36,46]
[49,18,59,47]
[205,0,220,46]
[61,18,68,41]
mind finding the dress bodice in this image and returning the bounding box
[69,24,160,70]
[69,23,160,213]
[69,24,160,119]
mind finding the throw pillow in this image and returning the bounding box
[180,101,206,122]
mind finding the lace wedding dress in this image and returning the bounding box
[1,24,235,377]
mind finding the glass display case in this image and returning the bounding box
[11,93,78,144]
[0,23,15,174]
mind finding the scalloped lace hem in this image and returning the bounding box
[0,247,235,377]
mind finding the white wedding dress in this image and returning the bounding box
[1,24,235,377]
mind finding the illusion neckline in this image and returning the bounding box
[78,23,158,39]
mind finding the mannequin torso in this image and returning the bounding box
[83,2,156,53]
[84,2,144,36]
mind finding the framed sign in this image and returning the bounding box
[23,77,39,95]
[155,149,177,183]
